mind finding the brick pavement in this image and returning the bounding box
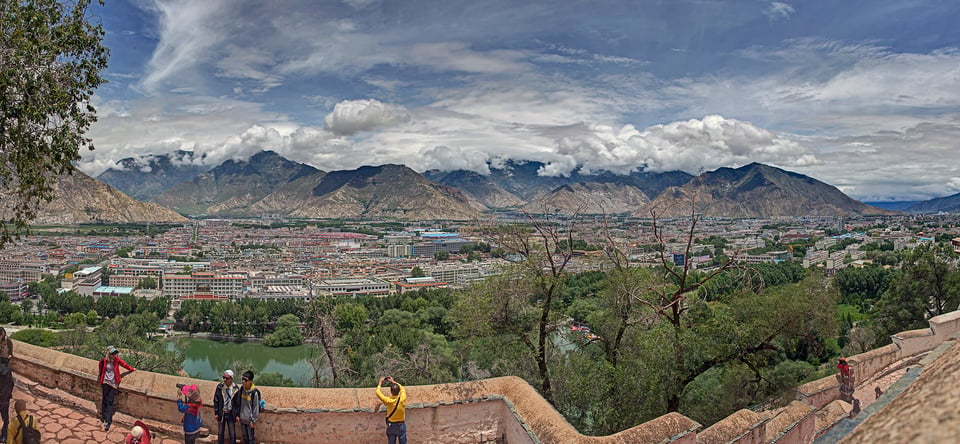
[9,380,212,444]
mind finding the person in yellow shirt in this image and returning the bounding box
[376,376,406,444]
[7,400,37,444]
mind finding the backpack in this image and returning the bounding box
[15,414,40,444]
[257,390,266,412]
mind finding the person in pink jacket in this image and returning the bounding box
[98,345,135,431]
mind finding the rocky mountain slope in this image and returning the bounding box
[30,169,187,224]
[97,150,209,201]
[645,163,896,218]
[425,160,694,207]
[904,193,960,214]
[278,164,480,220]
[522,182,651,215]
[151,151,318,215]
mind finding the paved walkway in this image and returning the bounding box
[10,380,213,444]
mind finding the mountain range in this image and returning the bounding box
[904,193,960,213]
[24,150,934,222]
[84,151,902,220]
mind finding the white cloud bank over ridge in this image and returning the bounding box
[87,94,818,183]
[84,0,960,201]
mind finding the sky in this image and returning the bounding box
[79,0,960,202]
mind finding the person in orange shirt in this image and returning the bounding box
[376,376,406,444]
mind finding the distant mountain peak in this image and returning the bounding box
[648,162,896,217]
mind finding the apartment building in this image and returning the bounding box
[392,276,449,294]
[0,261,48,299]
[248,272,304,290]
[315,278,392,297]
[162,272,245,299]
[61,267,103,296]
[424,263,494,287]
[803,250,828,268]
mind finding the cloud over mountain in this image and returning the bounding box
[324,99,411,136]
[83,0,960,201]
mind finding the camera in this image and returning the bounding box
[176,383,186,389]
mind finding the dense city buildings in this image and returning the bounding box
[1,213,957,305]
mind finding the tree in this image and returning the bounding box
[871,243,960,340]
[136,276,158,290]
[306,300,345,387]
[453,210,578,405]
[0,0,109,246]
[263,313,304,347]
[20,298,32,315]
[410,266,425,278]
[433,251,450,261]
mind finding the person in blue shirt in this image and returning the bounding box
[177,384,203,444]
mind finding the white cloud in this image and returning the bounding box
[419,146,491,174]
[946,178,960,194]
[405,42,530,74]
[543,116,819,176]
[215,46,284,92]
[764,2,796,21]
[139,0,230,93]
[324,100,411,136]
[342,0,379,10]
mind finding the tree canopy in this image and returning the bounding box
[0,0,109,246]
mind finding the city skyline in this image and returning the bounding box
[81,0,960,202]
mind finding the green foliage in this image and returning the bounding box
[264,314,304,347]
[433,250,450,261]
[871,243,960,341]
[256,371,296,387]
[136,276,158,289]
[11,329,59,347]
[0,301,21,324]
[175,299,302,337]
[409,266,425,278]
[833,266,892,307]
[85,312,184,375]
[42,289,94,314]
[0,0,109,246]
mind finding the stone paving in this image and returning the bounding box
[852,366,908,411]
[8,382,213,444]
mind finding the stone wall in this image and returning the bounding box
[798,308,960,411]
[11,307,960,443]
[9,340,702,443]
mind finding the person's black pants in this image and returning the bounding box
[218,414,237,444]
[101,383,118,425]
[240,422,256,444]
[0,399,9,441]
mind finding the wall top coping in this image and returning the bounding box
[797,374,839,396]
[848,343,900,363]
[698,408,764,443]
[892,328,934,339]
[929,310,960,324]
[813,400,852,434]
[765,400,814,438]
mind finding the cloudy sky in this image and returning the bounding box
[81,0,960,201]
